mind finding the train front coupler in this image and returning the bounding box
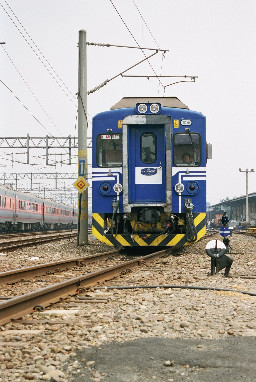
[111,199,120,234]
[184,198,197,242]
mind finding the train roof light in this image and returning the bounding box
[150,103,160,113]
[137,103,147,114]
[136,103,161,114]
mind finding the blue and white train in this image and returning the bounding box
[92,97,211,247]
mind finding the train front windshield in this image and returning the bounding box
[96,134,122,167]
[173,133,201,166]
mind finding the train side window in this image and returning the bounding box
[141,133,157,164]
[96,134,122,167]
[173,133,201,166]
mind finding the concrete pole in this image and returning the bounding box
[239,168,255,223]
[245,170,249,223]
[77,30,88,245]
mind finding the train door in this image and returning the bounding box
[128,125,166,203]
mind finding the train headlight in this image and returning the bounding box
[113,183,123,194]
[136,103,161,114]
[150,103,160,113]
[175,183,184,194]
[137,103,147,114]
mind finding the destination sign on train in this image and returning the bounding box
[101,134,120,139]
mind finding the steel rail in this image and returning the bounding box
[0,231,77,252]
[0,229,76,239]
[0,230,76,245]
[0,250,119,284]
[0,249,167,325]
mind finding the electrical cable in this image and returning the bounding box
[88,50,158,94]
[132,0,159,49]
[1,44,62,137]
[0,79,51,132]
[97,284,256,297]
[109,0,164,88]
[0,1,76,106]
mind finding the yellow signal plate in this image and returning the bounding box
[174,119,179,128]
[73,177,89,193]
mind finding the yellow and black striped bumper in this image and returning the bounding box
[92,213,206,247]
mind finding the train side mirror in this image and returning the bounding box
[206,143,212,160]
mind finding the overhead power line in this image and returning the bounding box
[0,79,50,132]
[132,0,160,49]
[108,0,165,89]
[1,44,62,136]
[0,77,74,157]
[121,74,198,89]
[88,50,159,94]
[0,0,76,106]
[87,42,167,52]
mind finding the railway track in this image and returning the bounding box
[0,232,255,381]
[0,230,70,239]
[0,248,168,325]
[0,230,244,326]
[0,230,77,252]
[0,249,119,285]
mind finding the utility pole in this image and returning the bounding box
[239,168,255,223]
[77,30,88,245]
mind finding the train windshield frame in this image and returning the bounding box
[96,133,122,167]
[173,132,201,166]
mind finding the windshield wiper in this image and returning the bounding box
[185,128,196,160]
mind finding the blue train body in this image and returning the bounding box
[92,97,210,247]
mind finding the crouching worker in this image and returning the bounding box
[205,239,233,277]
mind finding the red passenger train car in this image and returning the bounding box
[0,184,77,232]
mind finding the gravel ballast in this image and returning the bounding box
[0,232,255,381]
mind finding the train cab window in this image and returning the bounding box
[173,133,201,166]
[141,133,157,164]
[97,134,122,167]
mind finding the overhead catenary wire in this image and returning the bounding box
[1,44,63,137]
[0,78,70,157]
[0,1,76,106]
[1,3,81,147]
[132,0,160,49]
[163,77,197,92]
[108,0,165,89]
[132,0,167,94]
[0,79,51,133]
[121,75,198,78]
[110,0,198,93]
[0,45,74,154]
[88,50,159,94]
[87,42,167,52]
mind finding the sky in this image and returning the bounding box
[1,0,256,205]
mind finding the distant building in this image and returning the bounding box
[207,193,256,227]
